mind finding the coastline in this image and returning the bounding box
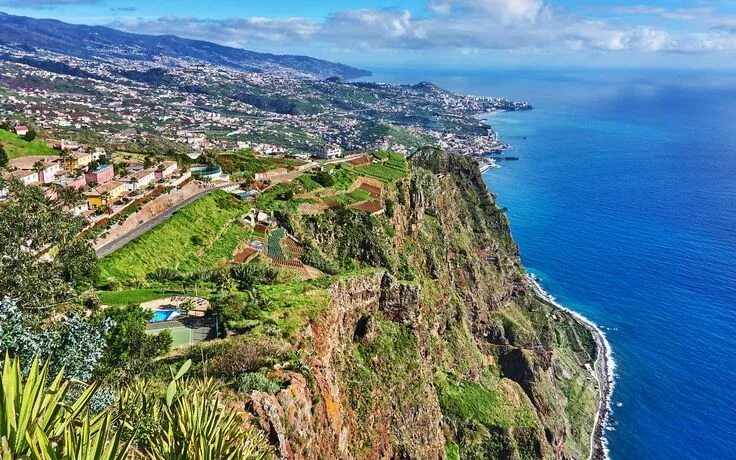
[527,275,614,460]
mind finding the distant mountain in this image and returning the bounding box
[0,12,370,80]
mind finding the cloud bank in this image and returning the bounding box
[107,1,736,56]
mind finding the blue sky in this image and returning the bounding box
[2,1,736,68]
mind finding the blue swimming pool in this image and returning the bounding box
[150,309,177,323]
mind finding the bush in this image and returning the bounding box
[208,336,290,377]
[229,262,278,291]
[232,372,282,395]
[313,171,334,187]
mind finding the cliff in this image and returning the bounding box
[246,148,602,459]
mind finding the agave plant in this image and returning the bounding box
[120,360,274,460]
[0,355,129,459]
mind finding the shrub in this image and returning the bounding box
[208,336,290,377]
[313,171,334,187]
[233,372,282,395]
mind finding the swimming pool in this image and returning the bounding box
[150,309,178,323]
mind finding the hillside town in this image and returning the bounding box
[0,43,529,160]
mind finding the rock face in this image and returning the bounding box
[249,148,601,460]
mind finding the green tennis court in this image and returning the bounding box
[146,320,215,348]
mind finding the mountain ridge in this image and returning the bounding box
[0,11,370,79]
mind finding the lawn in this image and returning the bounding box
[98,288,182,306]
[0,129,57,160]
[334,188,370,205]
[99,191,249,283]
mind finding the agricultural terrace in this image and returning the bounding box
[0,129,56,159]
[99,191,251,282]
[215,150,305,178]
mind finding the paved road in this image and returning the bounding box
[95,185,224,258]
[95,163,325,258]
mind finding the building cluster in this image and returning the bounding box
[0,44,528,160]
[2,131,184,220]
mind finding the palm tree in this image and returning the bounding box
[32,160,44,182]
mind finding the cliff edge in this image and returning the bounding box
[239,147,604,460]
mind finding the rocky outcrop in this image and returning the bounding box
[248,148,601,460]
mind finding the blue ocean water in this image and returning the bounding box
[366,68,736,459]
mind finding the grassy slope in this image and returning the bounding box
[0,129,57,159]
[99,191,249,282]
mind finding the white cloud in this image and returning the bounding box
[109,1,736,57]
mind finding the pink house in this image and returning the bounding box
[54,175,87,190]
[85,164,114,185]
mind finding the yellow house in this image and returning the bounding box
[65,151,94,172]
[85,180,126,209]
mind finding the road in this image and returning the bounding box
[95,184,226,258]
[95,160,352,258]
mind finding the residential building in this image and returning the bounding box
[315,143,342,160]
[66,151,93,171]
[14,126,29,137]
[9,169,39,186]
[124,168,156,191]
[85,164,114,185]
[39,162,62,184]
[54,175,87,190]
[155,161,178,180]
[85,180,126,208]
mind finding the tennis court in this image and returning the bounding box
[146,319,216,348]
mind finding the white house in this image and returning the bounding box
[14,126,29,137]
[315,144,342,160]
[10,169,39,186]
[155,161,178,180]
[39,162,62,184]
[125,168,156,191]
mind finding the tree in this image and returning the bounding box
[97,305,172,378]
[229,262,278,291]
[32,160,44,181]
[0,178,99,317]
[313,171,334,187]
[210,293,246,327]
[23,129,37,142]
[0,144,8,168]
[0,298,111,381]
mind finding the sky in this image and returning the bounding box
[2,0,736,69]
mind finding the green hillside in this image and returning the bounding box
[0,129,57,159]
[99,190,250,283]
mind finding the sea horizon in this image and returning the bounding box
[364,67,736,459]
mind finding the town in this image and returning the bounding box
[0,43,529,161]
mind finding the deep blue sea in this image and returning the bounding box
[364,68,736,459]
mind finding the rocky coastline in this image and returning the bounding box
[528,275,614,460]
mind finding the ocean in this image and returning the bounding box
[364,68,736,459]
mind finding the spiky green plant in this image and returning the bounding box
[119,360,274,460]
[0,355,129,459]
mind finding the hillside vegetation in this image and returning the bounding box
[86,148,600,459]
[99,191,250,283]
[0,129,56,159]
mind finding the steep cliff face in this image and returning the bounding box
[249,148,601,460]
